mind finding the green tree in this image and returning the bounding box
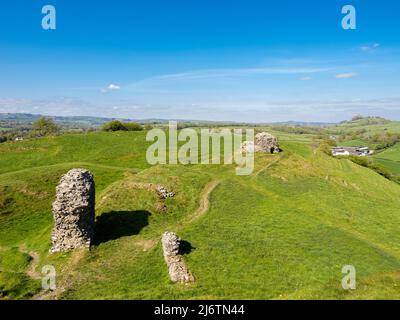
[32,117,60,136]
[102,120,127,132]
[102,120,143,132]
[351,115,364,121]
[123,122,143,131]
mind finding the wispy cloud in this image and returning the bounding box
[151,67,329,81]
[299,76,312,81]
[360,43,380,52]
[0,97,96,116]
[125,66,331,90]
[335,73,357,79]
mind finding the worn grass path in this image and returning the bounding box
[187,180,221,223]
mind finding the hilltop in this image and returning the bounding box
[1,125,400,299]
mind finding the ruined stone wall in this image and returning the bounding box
[162,232,194,284]
[50,169,95,253]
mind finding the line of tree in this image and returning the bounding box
[271,125,326,135]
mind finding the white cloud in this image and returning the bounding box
[300,76,312,81]
[101,84,121,93]
[335,73,357,79]
[108,84,121,90]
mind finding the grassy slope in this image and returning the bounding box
[1,131,400,299]
[375,144,400,162]
[374,144,400,177]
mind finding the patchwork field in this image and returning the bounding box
[1,130,400,299]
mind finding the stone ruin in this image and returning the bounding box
[127,182,174,200]
[255,132,281,153]
[50,169,95,253]
[126,182,174,213]
[50,170,196,282]
[162,232,194,284]
[241,132,280,154]
[156,186,175,200]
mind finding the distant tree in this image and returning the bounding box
[324,139,337,147]
[319,142,334,156]
[123,122,143,131]
[32,117,60,136]
[102,120,127,132]
[351,115,364,121]
[144,123,153,131]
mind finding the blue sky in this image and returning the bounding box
[0,0,399,122]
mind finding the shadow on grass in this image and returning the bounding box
[179,240,196,255]
[94,210,151,245]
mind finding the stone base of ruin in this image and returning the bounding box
[162,231,194,284]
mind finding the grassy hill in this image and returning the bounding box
[334,117,400,133]
[1,130,400,299]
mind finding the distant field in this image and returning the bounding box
[374,144,400,176]
[375,158,400,175]
[1,129,400,300]
[335,120,400,134]
[330,120,400,152]
[375,143,400,161]
[339,139,371,147]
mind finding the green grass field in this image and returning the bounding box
[374,144,400,178]
[1,129,400,300]
[375,144,400,161]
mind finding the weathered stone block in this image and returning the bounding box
[50,169,95,253]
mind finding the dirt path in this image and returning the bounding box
[187,180,221,223]
[26,251,41,279]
